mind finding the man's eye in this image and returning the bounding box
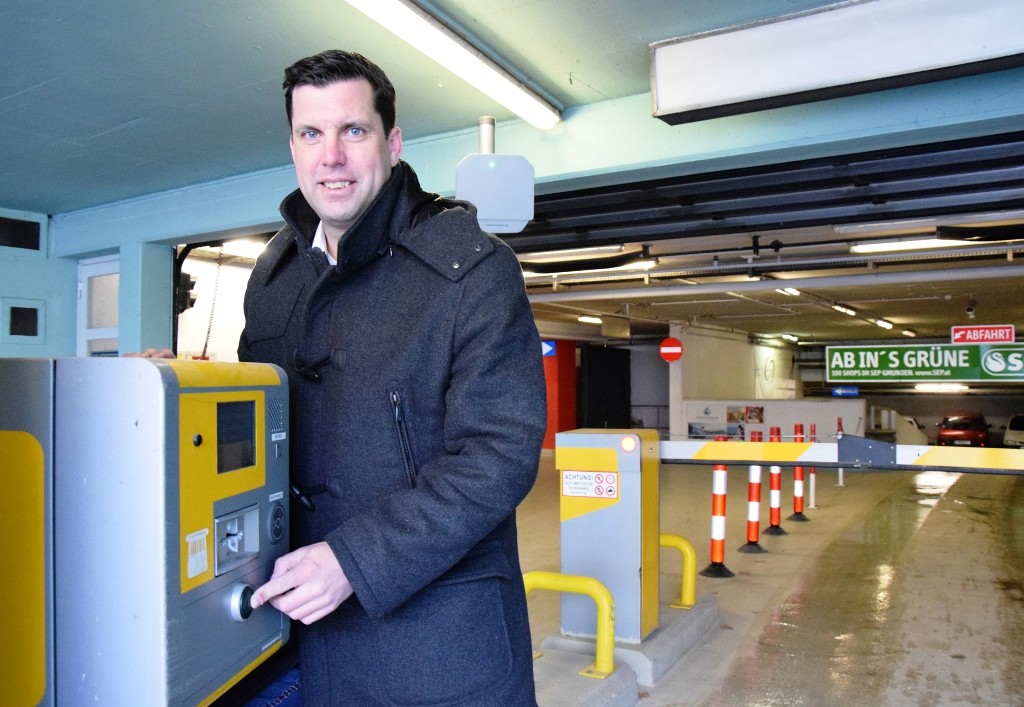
[345,127,366,139]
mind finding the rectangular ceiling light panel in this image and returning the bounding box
[651,0,1024,124]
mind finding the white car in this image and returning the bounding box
[1003,414,1024,448]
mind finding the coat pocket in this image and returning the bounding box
[373,574,515,705]
[389,389,418,488]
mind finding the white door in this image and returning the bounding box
[77,256,119,356]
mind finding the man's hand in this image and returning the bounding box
[249,542,353,624]
[123,348,175,358]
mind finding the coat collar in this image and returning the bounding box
[265,162,427,277]
[260,161,491,285]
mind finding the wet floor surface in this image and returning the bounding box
[701,471,954,705]
[518,454,1024,706]
[690,472,1024,706]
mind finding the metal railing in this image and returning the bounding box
[522,570,616,679]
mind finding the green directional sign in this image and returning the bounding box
[826,343,1024,383]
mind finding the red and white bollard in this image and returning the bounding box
[701,435,735,577]
[790,424,809,521]
[763,427,786,536]
[738,430,766,553]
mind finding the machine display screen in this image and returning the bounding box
[217,400,256,473]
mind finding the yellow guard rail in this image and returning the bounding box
[522,570,616,679]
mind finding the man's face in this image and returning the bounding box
[289,79,402,243]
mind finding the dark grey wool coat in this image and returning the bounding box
[238,161,547,705]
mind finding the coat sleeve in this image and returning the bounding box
[324,241,547,618]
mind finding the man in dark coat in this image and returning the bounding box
[244,50,547,706]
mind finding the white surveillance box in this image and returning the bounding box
[456,153,534,233]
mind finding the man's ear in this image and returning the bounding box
[388,127,403,167]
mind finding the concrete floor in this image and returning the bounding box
[519,450,1024,706]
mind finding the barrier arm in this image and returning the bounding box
[660,436,1024,475]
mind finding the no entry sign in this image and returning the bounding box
[660,337,683,362]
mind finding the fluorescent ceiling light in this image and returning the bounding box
[915,383,969,393]
[832,304,857,316]
[518,245,626,263]
[834,209,1024,236]
[577,315,603,325]
[781,334,799,342]
[775,287,800,296]
[850,238,967,254]
[651,0,1024,124]
[874,319,894,330]
[902,329,917,338]
[344,0,560,130]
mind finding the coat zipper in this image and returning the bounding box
[390,390,417,488]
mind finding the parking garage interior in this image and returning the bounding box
[3,2,1024,705]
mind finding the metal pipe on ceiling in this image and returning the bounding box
[527,263,1024,304]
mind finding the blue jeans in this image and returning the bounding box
[243,667,301,707]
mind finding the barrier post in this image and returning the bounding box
[836,417,846,487]
[808,424,818,509]
[763,427,786,535]
[789,424,809,521]
[700,435,734,578]
[738,430,766,553]
[556,430,661,643]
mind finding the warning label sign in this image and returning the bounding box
[562,471,618,499]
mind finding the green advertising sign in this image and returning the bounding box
[826,344,1024,383]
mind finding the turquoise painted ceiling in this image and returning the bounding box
[0,0,836,214]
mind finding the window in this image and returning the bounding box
[0,216,41,251]
[77,256,119,356]
[1,297,45,344]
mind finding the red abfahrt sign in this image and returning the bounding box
[951,324,1015,343]
[660,337,683,362]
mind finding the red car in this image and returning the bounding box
[935,412,991,446]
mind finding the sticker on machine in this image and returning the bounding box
[185,528,209,578]
[562,471,618,498]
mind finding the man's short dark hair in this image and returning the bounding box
[283,50,397,134]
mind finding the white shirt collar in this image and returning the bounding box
[311,221,337,265]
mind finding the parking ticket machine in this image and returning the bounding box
[0,357,290,706]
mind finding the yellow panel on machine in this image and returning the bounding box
[0,430,47,707]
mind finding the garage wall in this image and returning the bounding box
[0,208,76,358]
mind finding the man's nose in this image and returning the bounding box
[321,136,346,165]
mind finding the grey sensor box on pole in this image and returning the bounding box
[456,117,534,234]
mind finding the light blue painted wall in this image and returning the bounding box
[118,241,174,353]
[0,207,77,357]
[5,68,1024,357]
[51,68,1024,257]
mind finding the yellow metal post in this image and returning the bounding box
[659,533,697,610]
[523,571,616,679]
